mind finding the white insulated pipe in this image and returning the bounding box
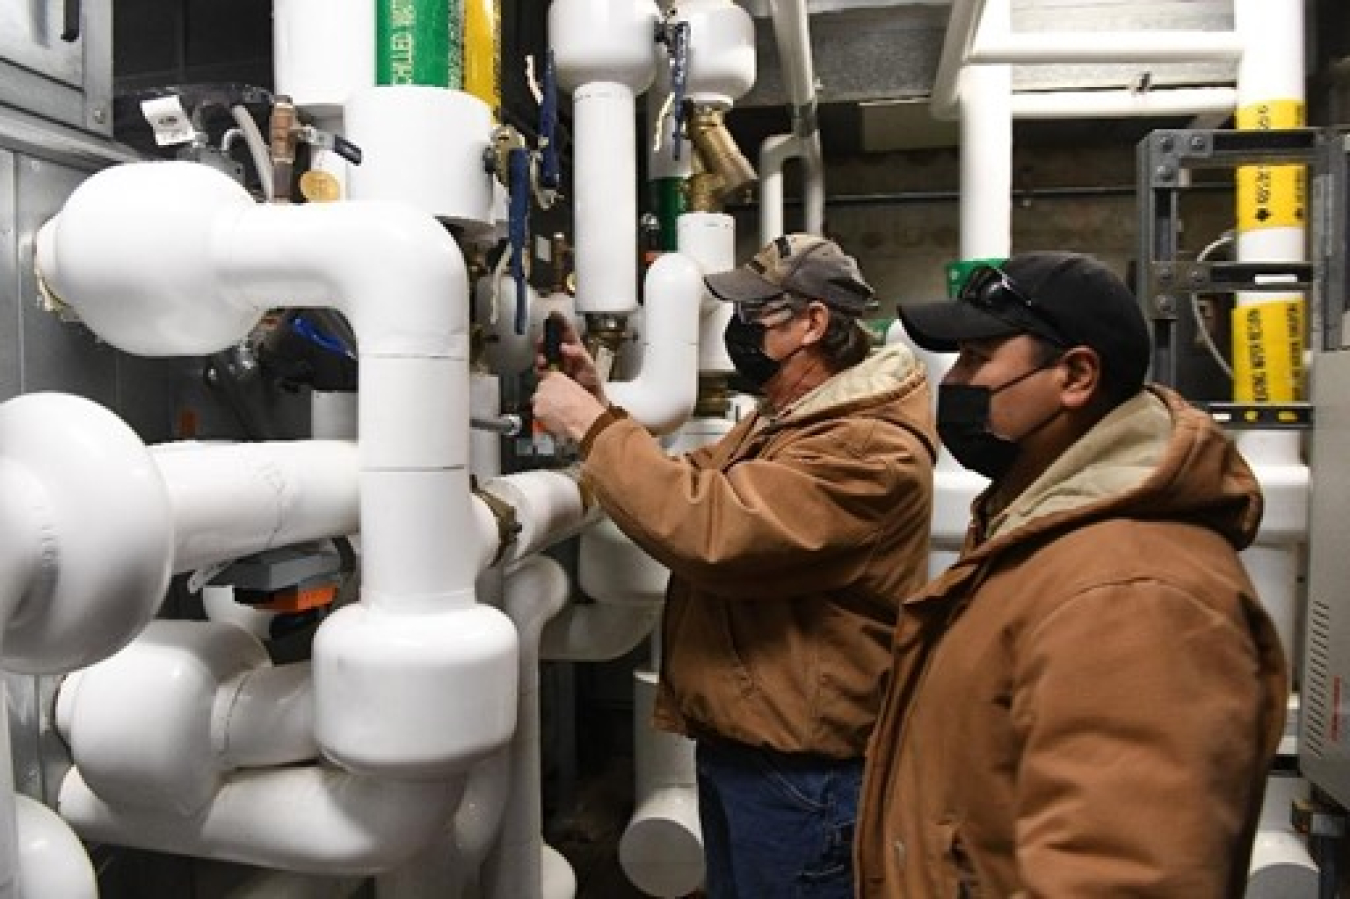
[767,0,824,234]
[758,133,797,246]
[931,0,989,121]
[969,30,1243,65]
[35,160,517,778]
[550,0,659,315]
[619,669,704,897]
[959,64,1011,259]
[59,765,464,876]
[573,83,642,314]
[604,252,703,434]
[482,555,573,899]
[216,662,318,769]
[677,211,736,373]
[151,440,359,574]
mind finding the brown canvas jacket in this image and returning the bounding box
[857,386,1288,897]
[581,345,938,758]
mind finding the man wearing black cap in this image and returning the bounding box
[533,234,936,898]
[855,252,1288,897]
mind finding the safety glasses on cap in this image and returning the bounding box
[734,295,797,326]
[960,265,1067,346]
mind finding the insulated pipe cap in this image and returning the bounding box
[0,394,173,673]
[548,0,660,92]
[36,162,262,356]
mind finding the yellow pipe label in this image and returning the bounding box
[1232,298,1305,403]
[1236,99,1305,231]
[464,0,501,115]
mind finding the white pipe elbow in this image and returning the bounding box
[604,252,702,434]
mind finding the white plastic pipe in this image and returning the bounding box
[620,669,703,897]
[550,0,658,315]
[13,795,96,899]
[483,555,573,899]
[969,30,1243,65]
[604,252,703,434]
[758,133,797,247]
[931,0,989,121]
[59,765,464,875]
[767,0,824,234]
[217,662,317,769]
[476,469,601,566]
[540,601,661,662]
[677,211,736,373]
[959,60,1011,259]
[1247,775,1319,898]
[151,440,358,574]
[36,161,518,778]
[573,83,642,314]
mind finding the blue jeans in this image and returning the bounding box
[696,739,862,899]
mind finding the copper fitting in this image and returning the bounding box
[687,105,758,203]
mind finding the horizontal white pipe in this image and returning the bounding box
[1010,87,1238,119]
[151,441,359,574]
[475,469,600,566]
[14,795,96,899]
[59,765,464,875]
[216,662,318,769]
[539,603,660,662]
[604,252,703,434]
[969,30,1243,65]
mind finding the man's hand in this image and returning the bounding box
[533,371,607,442]
[536,314,608,404]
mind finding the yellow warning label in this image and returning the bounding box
[1231,297,1305,403]
[1236,99,1306,231]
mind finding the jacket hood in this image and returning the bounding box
[771,343,938,461]
[981,386,1262,549]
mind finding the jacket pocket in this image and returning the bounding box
[936,820,982,899]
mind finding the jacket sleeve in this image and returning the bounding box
[580,414,932,599]
[1010,580,1277,897]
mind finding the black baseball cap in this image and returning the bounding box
[897,251,1151,396]
[705,233,877,316]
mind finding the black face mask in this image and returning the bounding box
[937,362,1062,481]
[724,316,784,391]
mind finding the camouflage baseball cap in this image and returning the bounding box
[705,234,877,316]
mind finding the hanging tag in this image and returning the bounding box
[140,95,195,147]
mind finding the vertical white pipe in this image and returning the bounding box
[767,0,824,234]
[574,83,641,314]
[958,1,1011,260]
[676,211,735,373]
[758,134,796,245]
[482,556,572,899]
[1233,0,1307,469]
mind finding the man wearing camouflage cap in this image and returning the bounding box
[534,234,936,897]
